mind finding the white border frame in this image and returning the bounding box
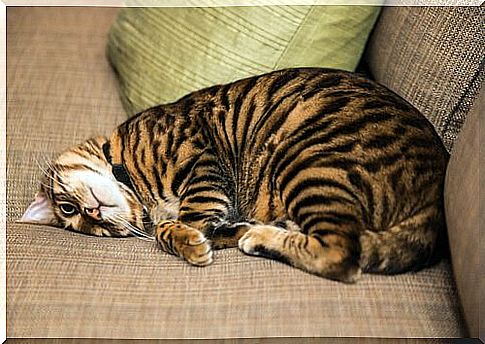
[1,1,483,342]
[1,1,6,343]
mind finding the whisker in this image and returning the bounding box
[39,155,64,176]
[104,214,141,239]
[37,153,55,170]
[120,223,154,240]
[34,157,71,190]
[40,182,53,191]
[115,209,155,229]
[110,214,154,241]
[34,158,52,177]
[34,160,58,189]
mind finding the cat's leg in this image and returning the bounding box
[207,219,300,249]
[155,184,248,264]
[155,218,266,265]
[155,219,213,266]
[239,168,363,282]
[195,219,299,250]
[155,147,247,264]
[154,217,251,266]
[238,218,361,283]
[205,221,256,249]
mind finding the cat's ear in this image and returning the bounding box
[20,191,57,225]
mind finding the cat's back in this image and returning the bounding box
[189,68,448,169]
[135,67,448,179]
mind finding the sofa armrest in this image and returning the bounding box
[444,86,482,337]
[481,90,485,342]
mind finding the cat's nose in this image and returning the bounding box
[85,207,101,221]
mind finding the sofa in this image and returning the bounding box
[6,6,483,341]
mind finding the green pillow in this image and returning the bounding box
[107,6,380,115]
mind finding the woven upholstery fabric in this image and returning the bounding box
[444,86,482,337]
[106,6,380,115]
[7,224,465,338]
[7,7,466,339]
[481,94,485,342]
[364,7,484,152]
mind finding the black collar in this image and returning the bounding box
[102,142,135,191]
[102,141,154,235]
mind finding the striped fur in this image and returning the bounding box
[27,68,449,282]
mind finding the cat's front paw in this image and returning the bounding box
[181,239,213,267]
[238,225,281,256]
[156,220,213,266]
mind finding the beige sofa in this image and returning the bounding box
[6,6,483,341]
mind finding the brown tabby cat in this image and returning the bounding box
[22,68,449,283]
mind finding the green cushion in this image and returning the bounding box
[107,6,380,115]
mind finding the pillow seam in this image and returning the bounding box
[273,6,315,70]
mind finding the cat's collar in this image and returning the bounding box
[102,141,136,192]
[102,141,154,235]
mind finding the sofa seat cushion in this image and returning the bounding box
[106,6,380,115]
[7,223,465,338]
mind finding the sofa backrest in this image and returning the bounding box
[363,6,484,153]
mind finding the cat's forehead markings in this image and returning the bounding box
[55,162,103,176]
[58,151,93,164]
[56,152,108,178]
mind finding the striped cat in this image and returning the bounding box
[22,68,449,283]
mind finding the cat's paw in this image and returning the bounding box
[238,225,281,256]
[156,220,213,266]
[180,238,213,267]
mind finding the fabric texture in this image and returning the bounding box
[364,6,484,152]
[444,86,482,337]
[106,6,380,115]
[7,6,467,339]
[481,92,485,343]
[7,223,465,338]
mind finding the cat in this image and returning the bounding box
[21,68,449,283]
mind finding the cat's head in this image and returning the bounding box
[21,136,150,238]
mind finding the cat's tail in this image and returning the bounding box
[359,204,447,274]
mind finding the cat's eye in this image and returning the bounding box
[59,203,77,216]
